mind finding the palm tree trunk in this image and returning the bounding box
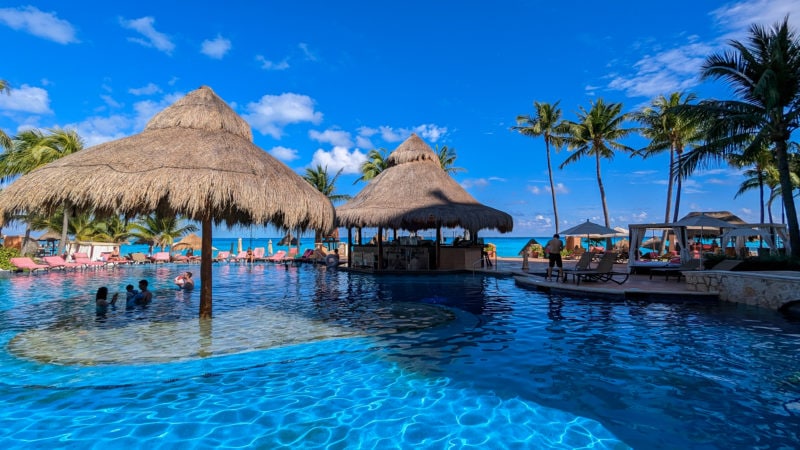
[672,150,684,223]
[774,141,800,258]
[596,153,611,248]
[545,139,560,233]
[660,145,677,254]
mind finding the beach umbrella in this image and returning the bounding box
[173,233,216,252]
[0,85,335,318]
[267,239,273,255]
[559,220,619,250]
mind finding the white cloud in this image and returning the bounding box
[268,146,300,162]
[528,185,541,195]
[130,92,183,129]
[128,83,162,96]
[0,84,52,114]
[309,129,353,147]
[712,0,800,41]
[298,42,317,61]
[256,55,290,71]
[377,124,448,143]
[310,146,366,174]
[606,0,800,99]
[100,94,122,109]
[65,114,133,147]
[0,6,78,44]
[355,135,374,149]
[243,93,323,139]
[461,178,490,189]
[120,16,175,54]
[201,35,232,59]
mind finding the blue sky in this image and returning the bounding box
[1,0,799,238]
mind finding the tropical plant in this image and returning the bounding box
[677,17,800,258]
[433,145,465,175]
[355,148,389,184]
[633,92,704,224]
[512,101,568,232]
[129,213,198,253]
[560,99,636,230]
[303,164,351,242]
[0,128,84,253]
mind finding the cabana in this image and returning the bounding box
[628,211,789,271]
[336,134,513,271]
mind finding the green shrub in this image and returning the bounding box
[0,246,20,270]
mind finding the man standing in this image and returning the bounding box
[545,234,564,281]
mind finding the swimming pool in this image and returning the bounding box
[0,263,798,448]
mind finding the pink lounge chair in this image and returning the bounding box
[10,257,49,273]
[72,252,106,268]
[214,251,231,262]
[151,252,170,263]
[252,247,266,261]
[282,247,299,262]
[266,250,286,262]
[297,249,314,262]
[233,251,249,262]
[43,255,82,270]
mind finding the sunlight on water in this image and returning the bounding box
[8,302,455,366]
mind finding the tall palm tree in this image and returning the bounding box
[633,92,704,225]
[433,145,466,175]
[561,99,636,230]
[303,164,352,243]
[512,101,568,232]
[355,148,389,184]
[678,17,800,257]
[0,128,84,253]
[129,213,198,253]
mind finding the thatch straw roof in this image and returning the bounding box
[0,86,335,232]
[172,233,203,251]
[336,134,513,232]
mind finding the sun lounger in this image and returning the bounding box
[10,257,49,274]
[214,251,231,262]
[560,251,593,282]
[649,259,701,282]
[253,247,267,261]
[296,249,314,262]
[281,247,299,262]
[568,252,629,285]
[72,252,106,268]
[43,255,82,270]
[151,252,170,263]
[130,252,150,264]
[266,250,286,262]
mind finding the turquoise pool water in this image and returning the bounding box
[0,263,798,448]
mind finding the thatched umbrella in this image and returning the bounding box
[336,133,512,268]
[0,86,335,318]
[172,233,213,252]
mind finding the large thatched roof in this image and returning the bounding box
[0,86,335,232]
[336,134,513,232]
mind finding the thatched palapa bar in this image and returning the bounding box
[336,134,513,271]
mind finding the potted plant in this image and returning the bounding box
[530,243,543,258]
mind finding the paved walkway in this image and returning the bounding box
[478,257,719,301]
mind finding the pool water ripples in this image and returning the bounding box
[0,263,799,448]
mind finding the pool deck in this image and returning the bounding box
[479,257,720,302]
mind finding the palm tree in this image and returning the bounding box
[355,148,389,184]
[129,213,198,254]
[633,92,704,225]
[678,17,800,257]
[512,101,568,232]
[433,145,466,175]
[561,99,636,230]
[303,164,351,243]
[0,128,84,253]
